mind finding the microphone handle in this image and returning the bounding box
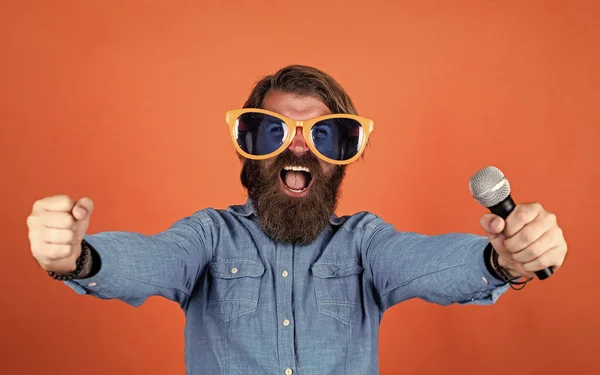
[489,196,553,280]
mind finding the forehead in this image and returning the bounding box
[261,90,331,121]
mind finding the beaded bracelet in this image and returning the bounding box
[47,240,90,281]
[490,245,533,290]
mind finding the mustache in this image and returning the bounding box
[270,150,322,176]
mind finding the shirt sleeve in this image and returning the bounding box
[64,212,213,308]
[362,217,509,311]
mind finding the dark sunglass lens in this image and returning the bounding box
[235,113,288,155]
[311,118,363,161]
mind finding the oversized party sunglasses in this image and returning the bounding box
[225,108,374,165]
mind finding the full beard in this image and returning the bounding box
[240,150,346,245]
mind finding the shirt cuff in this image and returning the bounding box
[63,235,118,296]
[462,237,510,305]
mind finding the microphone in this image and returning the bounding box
[469,166,553,280]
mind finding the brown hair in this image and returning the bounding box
[243,65,358,115]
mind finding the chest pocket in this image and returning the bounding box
[311,262,364,325]
[207,258,265,322]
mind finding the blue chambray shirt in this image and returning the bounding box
[66,200,508,375]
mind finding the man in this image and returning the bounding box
[26,65,567,375]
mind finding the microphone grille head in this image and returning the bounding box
[469,166,511,208]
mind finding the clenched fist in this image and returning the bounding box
[27,195,94,274]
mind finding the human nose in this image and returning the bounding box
[288,127,309,155]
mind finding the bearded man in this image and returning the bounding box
[26,65,568,375]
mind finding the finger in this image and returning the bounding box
[38,244,74,260]
[43,228,76,245]
[510,228,558,263]
[522,246,565,272]
[28,229,43,251]
[503,212,557,253]
[26,214,41,230]
[489,234,514,262]
[72,197,94,221]
[503,202,544,238]
[480,214,505,236]
[32,195,75,213]
[37,256,78,273]
[39,211,77,230]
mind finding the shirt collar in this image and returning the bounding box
[226,199,346,227]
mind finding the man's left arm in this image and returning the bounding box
[362,202,567,311]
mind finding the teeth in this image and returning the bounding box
[287,187,307,193]
[283,166,311,173]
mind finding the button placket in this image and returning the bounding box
[276,243,296,375]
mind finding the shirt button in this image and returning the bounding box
[231,267,238,274]
[283,319,290,327]
[87,283,97,287]
[285,368,292,375]
[282,270,289,278]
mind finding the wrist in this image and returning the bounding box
[496,255,520,280]
[487,243,533,291]
[74,245,93,279]
[48,240,94,281]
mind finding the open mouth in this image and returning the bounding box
[279,165,313,196]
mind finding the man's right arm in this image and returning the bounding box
[27,195,211,308]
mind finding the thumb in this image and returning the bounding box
[480,214,511,260]
[480,213,505,237]
[72,197,94,221]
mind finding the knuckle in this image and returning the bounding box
[547,212,557,223]
[529,245,543,259]
[516,209,529,222]
[38,258,52,270]
[32,199,42,212]
[531,202,543,211]
[522,230,536,245]
[30,242,40,254]
[26,215,36,228]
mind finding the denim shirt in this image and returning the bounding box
[66,201,508,375]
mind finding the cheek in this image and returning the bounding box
[262,158,276,169]
[259,159,280,180]
[319,160,336,176]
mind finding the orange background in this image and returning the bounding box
[1,1,599,374]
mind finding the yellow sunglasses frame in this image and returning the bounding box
[225,108,374,165]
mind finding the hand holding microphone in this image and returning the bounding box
[469,166,567,281]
